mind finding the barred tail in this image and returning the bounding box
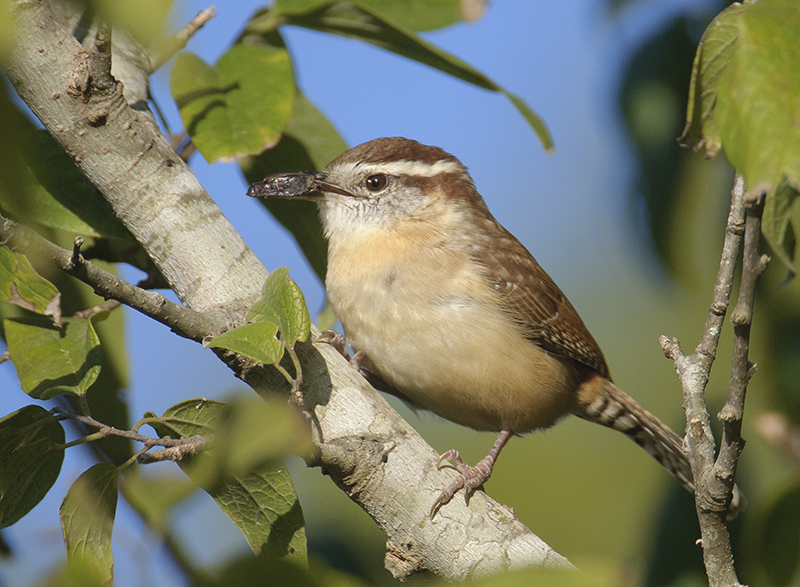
[575,375,744,517]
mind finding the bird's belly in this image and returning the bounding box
[326,257,579,433]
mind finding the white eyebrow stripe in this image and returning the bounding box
[336,159,463,178]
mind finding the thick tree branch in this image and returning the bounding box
[3,0,572,578]
[4,0,266,317]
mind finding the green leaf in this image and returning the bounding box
[147,398,308,563]
[144,397,227,438]
[249,268,311,346]
[354,0,485,31]
[0,405,65,529]
[714,0,800,188]
[207,268,310,366]
[214,469,307,563]
[276,0,485,31]
[201,555,329,587]
[5,316,102,399]
[241,92,344,282]
[316,299,337,332]
[42,559,108,587]
[0,247,62,325]
[59,463,119,585]
[206,321,285,365]
[171,43,295,163]
[679,3,744,156]
[680,0,800,272]
[256,2,552,150]
[91,0,171,45]
[761,182,798,277]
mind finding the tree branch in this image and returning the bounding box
[3,0,572,578]
[149,6,217,72]
[660,174,758,587]
[54,407,208,460]
[0,217,223,341]
[717,189,767,495]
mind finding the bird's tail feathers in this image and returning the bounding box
[575,375,745,517]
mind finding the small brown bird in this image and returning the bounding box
[248,137,743,517]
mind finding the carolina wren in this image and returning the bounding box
[248,137,743,517]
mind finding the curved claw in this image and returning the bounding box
[436,449,467,472]
[350,350,367,370]
[430,478,461,518]
[317,330,350,360]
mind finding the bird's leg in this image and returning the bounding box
[431,429,513,517]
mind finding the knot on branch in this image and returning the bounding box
[318,434,395,497]
[730,309,751,327]
[728,218,745,237]
[385,539,423,580]
[66,51,92,100]
[710,301,728,316]
[659,335,683,360]
[696,470,738,516]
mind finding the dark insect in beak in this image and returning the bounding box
[246,171,327,200]
[247,171,357,200]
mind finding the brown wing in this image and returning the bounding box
[471,221,611,379]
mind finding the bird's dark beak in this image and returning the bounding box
[247,171,354,200]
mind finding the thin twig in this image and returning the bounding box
[285,345,305,408]
[70,236,84,269]
[89,21,115,94]
[717,189,768,492]
[137,442,207,464]
[74,299,122,319]
[149,6,217,72]
[54,408,206,448]
[53,408,208,464]
[660,174,750,587]
[696,174,747,365]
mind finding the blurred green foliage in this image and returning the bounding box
[620,2,800,585]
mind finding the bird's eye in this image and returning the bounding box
[365,174,389,192]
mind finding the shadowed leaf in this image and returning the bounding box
[59,463,118,585]
[0,248,62,326]
[0,406,65,529]
[147,398,308,563]
[5,316,102,399]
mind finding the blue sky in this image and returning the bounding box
[0,1,723,584]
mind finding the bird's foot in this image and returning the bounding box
[430,430,513,518]
[430,450,496,518]
[318,330,349,360]
[318,331,368,370]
